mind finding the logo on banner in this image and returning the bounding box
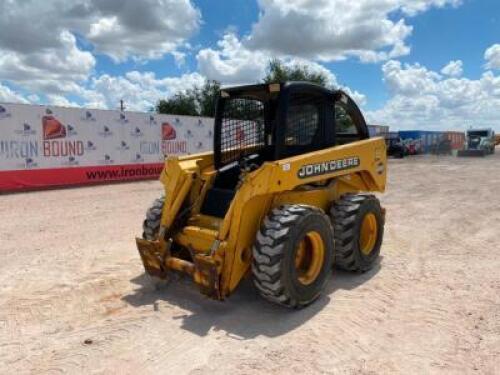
[161,122,187,155]
[197,119,204,127]
[195,141,204,149]
[0,105,11,119]
[206,130,213,138]
[82,110,96,121]
[174,118,182,127]
[85,141,97,151]
[42,111,84,157]
[42,111,66,139]
[130,127,144,137]
[24,157,38,169]
[132,153,144,162]
[184,129,194,138]
[140,141,159,154]
[99,154,114,165]
[0,140,38,159]
[117,141,129,150]
[15,122,37,136]
[148,115,157,125]
[162,122,176,140]
[117,113,128,123]
[98,125,113,137]
[17,157,38,169]
[67,124,78,136]
[61,156,79,166]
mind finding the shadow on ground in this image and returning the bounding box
[122,259,381,339]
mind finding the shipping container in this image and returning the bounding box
[443,131,465,150]
[398,130,446,154]
[368,124,390,137]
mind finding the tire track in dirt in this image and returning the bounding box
[1,157,500,374]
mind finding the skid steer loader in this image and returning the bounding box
[136,82,387,308]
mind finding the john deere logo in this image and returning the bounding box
[298,157,360,179]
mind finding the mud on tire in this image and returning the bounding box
[252,205,334,308]
[330,194,384,272]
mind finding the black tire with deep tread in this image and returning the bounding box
[252,205,334,308]
[330,194,384,272]
[142,196,165,240]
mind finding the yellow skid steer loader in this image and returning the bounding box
[136,82,387,308]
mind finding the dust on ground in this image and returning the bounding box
[1,154,499,374]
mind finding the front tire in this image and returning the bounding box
[331,194,384,272]
[142,196,169,289]
[142,196,165,240]
[252,205,334,308]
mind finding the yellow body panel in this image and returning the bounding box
[136,137,386,299]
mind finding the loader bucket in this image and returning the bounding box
[136,237,221,299]
[136,237,168,279]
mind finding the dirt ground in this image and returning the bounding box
[1,154,499,375]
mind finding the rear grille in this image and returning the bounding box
[219,98,265,166]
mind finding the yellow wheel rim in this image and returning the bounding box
[294,231,325,285]
[360,212,378,255]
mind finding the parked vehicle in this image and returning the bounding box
[402,138,422,155]
[458,128,496,157]
[136,82,387,308]
[385,132,406,158]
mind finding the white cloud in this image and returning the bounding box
[197,34,269,85]
[84,0,200,62]
[400,0,462,16]
[367,60,500,131]
[242,0,460,63]
[0,83,29,104]
[81,71,205,111]
[46,94,80,108]
[0,0,200,97]
[196,33,366,104]
[441,60,463,77]
[484,44,500,70]
[196,0,463,95]
[0,31,95,95]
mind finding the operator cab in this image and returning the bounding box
[201,82,370,217]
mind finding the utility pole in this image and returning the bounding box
[120,99,125,112]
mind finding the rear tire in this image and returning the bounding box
[142,196,165,240]
[331,194,384,272]
[252,205,334,308]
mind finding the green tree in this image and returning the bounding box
[262,58,329,87]
[156,80,220,116]
[156,60,332,116]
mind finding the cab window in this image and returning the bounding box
[335,101,363,145]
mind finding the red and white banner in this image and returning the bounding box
[0,103,214,191]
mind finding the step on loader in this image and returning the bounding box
[136,82,387,308]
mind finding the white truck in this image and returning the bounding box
[458,128,496,157]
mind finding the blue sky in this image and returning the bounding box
[1,0,500,130]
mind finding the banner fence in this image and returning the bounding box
[0,102,214,191]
